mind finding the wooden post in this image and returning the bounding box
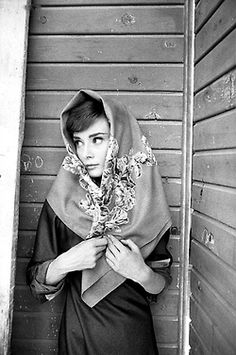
[0,1,30,353]
[178,0,194,354]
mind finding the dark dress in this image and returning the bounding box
[27,201,172,355]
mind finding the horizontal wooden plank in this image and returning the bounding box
[153,317,178,343]
[32,0,184,4]
[195,0,223,32]
[194,68,236,121]
[191,240,236,310]
[193,150,236,187]
[191,268,236,351]
[141,122,182,149]
[19,204,43,231]
[20,175,181,206]
[11,339,58,355]
[195,0,236,61]
[194,109,236,150]
[21,148,66,175]
[150,291,179,317]
[13,286,65,314]
[26,91,183,121]
[26,64,183,91]
[17,231,36,258]
[190,298,213,354]
[20,148,182,177]
[29,6,184,35]
[28,35,184,63]
[195,29,236,92]
[192,211,236,269]
[23,119,182,149]
[192,182,236,228]
[18,202,181,232]
[15,257,180,290]
[12,312,61,340]
[158,345,178,355]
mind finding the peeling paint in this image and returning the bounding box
[145,107,161,120]
[164,40,176,48]
[39,15,47,24]
[128,75,138,84]
[202,228,215,250]
[120,13,136,26]
[35,155,44,169]
[21,153,32,172]
[203,73,236,107]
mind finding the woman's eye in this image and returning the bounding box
[74,140,82,148]
[93,137,103,144]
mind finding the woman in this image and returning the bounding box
[27,89,172,354]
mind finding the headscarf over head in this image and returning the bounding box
[47,89,171,307]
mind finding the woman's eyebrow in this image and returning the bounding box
[89,132,109,138]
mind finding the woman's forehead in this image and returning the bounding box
[73,116,110,138]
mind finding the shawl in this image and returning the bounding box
[47,89,171,307]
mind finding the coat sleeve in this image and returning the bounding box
[145,229,173,300]
[26,200,65,303]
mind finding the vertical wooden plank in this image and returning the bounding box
[178,0,194,353]
[0,0,30,353]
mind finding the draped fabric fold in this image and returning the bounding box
[47,89,171,307]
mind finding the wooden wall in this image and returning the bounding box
[11,1,184,354]
[190,0,236,354]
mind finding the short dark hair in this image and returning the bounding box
[66,99,105,137]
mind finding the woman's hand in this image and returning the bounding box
[105,235,148,283]
[46,237,107,285]
[105,235,166,294]
[61,237,108,272]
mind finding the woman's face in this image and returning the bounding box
[73,115,110,178]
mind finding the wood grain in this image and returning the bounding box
[192,182,236,228]
[195,0,224,32]
[195,28,236,92]
[192,211,236,269]
[190,298,213,354]
[191,240,236,310]
[194,69,236,121]
[28,35,184,63]
[29,6,184,34]
[191,269,236,351]
[193,150,236,187]
[194,109,236,150]
[189,325,211,355]
[26,64,183,91]
[32,0,184,4]
[195,0,236,60]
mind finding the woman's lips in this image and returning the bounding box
[86,164,99,170]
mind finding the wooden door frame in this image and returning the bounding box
[0,1,30,353]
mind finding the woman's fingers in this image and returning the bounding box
[105,248,116,264]
[107,235,124,251]
[121,239,139,252]
[93,237,108,247]
[96,251,105,260]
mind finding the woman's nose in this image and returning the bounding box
[83,143,94,159]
